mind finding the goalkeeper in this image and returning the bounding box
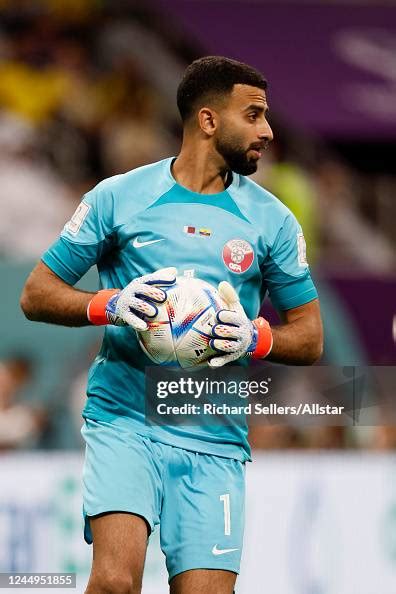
[21,56,322,594]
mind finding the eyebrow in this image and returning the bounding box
[245,104,269,116]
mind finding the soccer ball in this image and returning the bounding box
[137,276,227,368]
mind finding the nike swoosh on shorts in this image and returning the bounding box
[212,545,239,556]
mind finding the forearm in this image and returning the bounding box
[20,262,99,327]
[21,282,95,327]
[266,317,323,365]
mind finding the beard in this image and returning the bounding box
[215,133,259,176]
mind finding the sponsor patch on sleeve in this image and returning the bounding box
[297,232,308,266]
[65,202,91,235]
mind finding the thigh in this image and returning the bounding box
[161,449,245,582]
[85,512,148,594]
[170,568,236,594]
[81,418,164,543]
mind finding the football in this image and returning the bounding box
[137,276,227,368]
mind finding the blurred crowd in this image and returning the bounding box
[0,2,183,260]
[0,354,46,450]
[0,1,394,452]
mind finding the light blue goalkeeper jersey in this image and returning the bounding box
[42,157,317,462]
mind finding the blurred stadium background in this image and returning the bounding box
[0,0,395,592]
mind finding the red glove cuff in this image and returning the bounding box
[251,317,273,359]
[87,289,119,325]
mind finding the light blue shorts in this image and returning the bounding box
[81,418,245,580]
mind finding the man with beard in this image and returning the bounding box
[20,56,323,594]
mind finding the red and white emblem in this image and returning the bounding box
[222,239,254,274]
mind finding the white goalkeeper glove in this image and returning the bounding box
[87,267,177,331]
[208,281,273,368]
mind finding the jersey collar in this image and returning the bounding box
[165,157,240,197]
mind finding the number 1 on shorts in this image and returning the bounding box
[220,493,231,536]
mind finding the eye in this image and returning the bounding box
[248,112,258,121]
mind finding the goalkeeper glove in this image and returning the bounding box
[208,281,273,368]
[87,267,177,331]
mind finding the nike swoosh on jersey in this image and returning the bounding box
[132,237,165,248]
[212,545,239,556]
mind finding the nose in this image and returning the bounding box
[259,120,274,144]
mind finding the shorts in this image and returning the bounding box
[81,418,245,581]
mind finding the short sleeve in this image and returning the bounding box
[41,182,115,285]
[262,212,318,311]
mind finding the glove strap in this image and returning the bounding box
[87,289,120,325]
[251,317,273,359]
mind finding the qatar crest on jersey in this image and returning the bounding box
[222,239,254,274]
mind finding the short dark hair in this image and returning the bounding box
[177,56,267,122]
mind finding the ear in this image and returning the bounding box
[197,107,218,137]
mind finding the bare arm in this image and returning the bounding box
[266,299,323,365]
[20,261,102,327]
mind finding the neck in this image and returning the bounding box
[172,137,230,194]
